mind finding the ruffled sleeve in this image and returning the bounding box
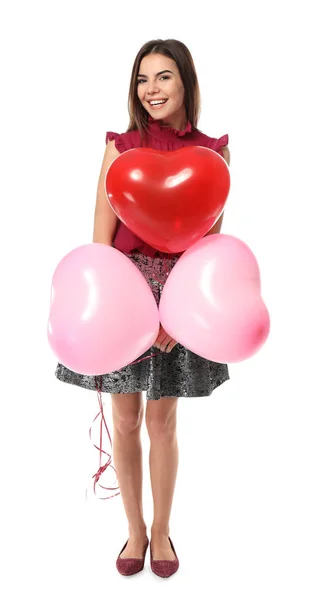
[215,134,229,155]
[105,131,126,153]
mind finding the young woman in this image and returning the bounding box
[55,38,230,578]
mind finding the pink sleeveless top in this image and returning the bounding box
[106,116,229,258]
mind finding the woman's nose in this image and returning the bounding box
[147,81,160,94]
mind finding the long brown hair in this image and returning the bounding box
[126,39,201,143]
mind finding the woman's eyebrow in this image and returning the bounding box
[137,69,174,77]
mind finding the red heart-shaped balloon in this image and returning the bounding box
[105,146,230,253]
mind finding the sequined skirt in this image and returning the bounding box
[54,250,230,400]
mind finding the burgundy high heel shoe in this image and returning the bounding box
[150,536,179,578]
[116,536,149,576]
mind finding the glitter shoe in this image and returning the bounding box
[116,536,149,576]
[150,536,179,578]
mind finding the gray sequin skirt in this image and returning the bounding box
[54,250,230,400]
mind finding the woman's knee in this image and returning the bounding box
[111,392,144,434]
[145,397,178,438]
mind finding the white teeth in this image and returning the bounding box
[150,100,167,105]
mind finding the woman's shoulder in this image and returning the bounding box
[105,129,141,153]
[192,128,229,151]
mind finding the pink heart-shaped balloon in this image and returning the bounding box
[47,244,160,374]
[159,234,270,363]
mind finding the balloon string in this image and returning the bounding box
[86,378,121,500]
[87,252,172,500]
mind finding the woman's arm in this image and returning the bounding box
[204,145,230,236]
[93,140,120,244]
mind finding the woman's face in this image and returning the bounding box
[137,53,186,123]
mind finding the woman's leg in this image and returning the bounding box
[145,396,179,560]
[111,392,147,559]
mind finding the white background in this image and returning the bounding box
[1,0,314,598]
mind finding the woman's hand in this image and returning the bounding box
[153,324,178,353]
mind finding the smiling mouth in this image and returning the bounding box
[148,99,168,108]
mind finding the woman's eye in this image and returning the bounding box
[137,76,169,84]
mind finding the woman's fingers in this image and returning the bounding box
[154,334,178,352]
[165,339,178,353]
[160,337,172,352]
[155,339,178,352]
[153,325,178,352]
[154,326,167,347]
